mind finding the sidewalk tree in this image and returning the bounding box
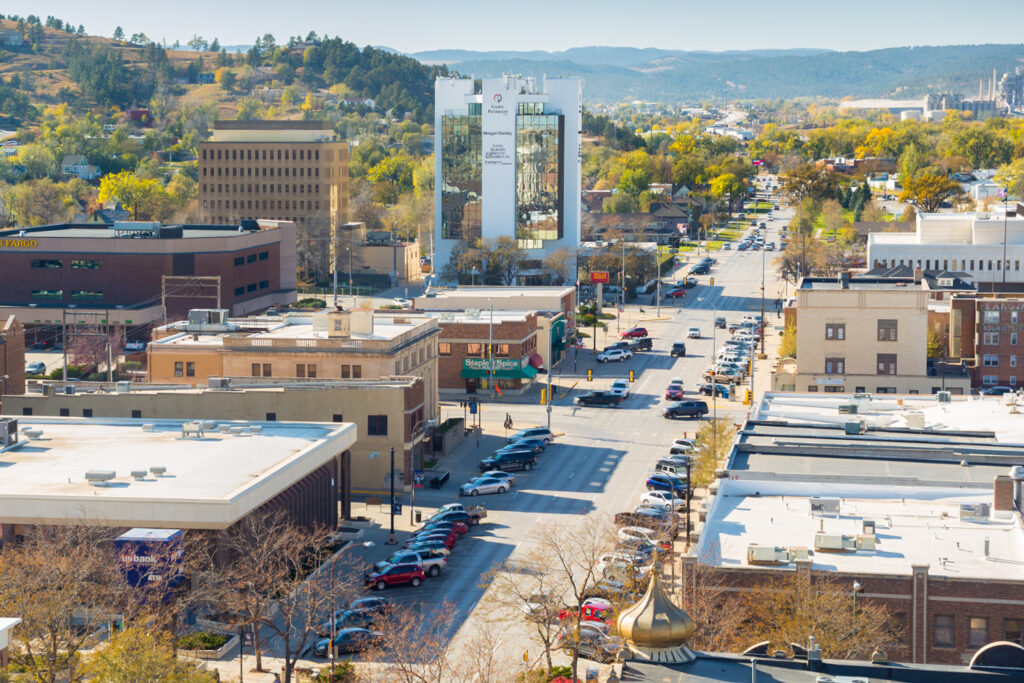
[690,418,736,490]
[83,627,216,683]
[898,173,964,213]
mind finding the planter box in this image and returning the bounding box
[179,634,238,660]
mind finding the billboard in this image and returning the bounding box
[114,528,185,597]
[590,271,610,284]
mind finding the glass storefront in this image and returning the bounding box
[516,104,563,250]
[440,111,482,241]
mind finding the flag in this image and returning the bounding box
[495,385,503,397]
[997,188,1008,200]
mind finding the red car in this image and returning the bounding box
[666,289,686,299]
[621,327,649,339]
[665,385,684,400]
[412,521,468,537]
[558,597,614,626]
[364,563,426,591]
[408,530,456,549]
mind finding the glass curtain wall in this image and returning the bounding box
[516,103,563,250]
[441,107,482,241]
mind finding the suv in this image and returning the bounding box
[663,400,709,419]
[574,391,621,407]
[479,449,537,472]
[629,337,653,351]
[506,428,554,444]
[670,342,687,357]
[25,361,45,375]
[621,327,648,339]
[373,550,446,578]
[558,625,627,664]
[596,349,631,363]
[364,563,426,591]
[714,316,726,329]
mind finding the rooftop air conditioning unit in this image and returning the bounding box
[208,377,231,390]
[838,404,858,415]
[937,390,952,403]
[863,519,876,535]
[63,386,75,395]
[0,418,18,447]
[85,470,116,485]
[790,546,811,561]
[149,466,167,476]
[810,497,841,517]
[814,533,858,553]
[905,411,925,429]
[746,544,791,566]
[844,419,865,435]
[130,470,148,480]
[856,534,877,551]
[852,392,872,400]
[960,503,991,521]
[116,381,131,393]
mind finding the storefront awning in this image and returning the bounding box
[461,364,539,380]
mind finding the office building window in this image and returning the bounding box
[496,344,510,357]
[82,409,92,418]
[247,253,257,263]
[1005,619,1023,645]
[823,385,845,393]
[983,375,999,385]
[186,362,195,377]
[251,363,272,377]
[367,415,388,436]
[877,353,897,375]
[825,323,845,340]
[295,363,317,378]
[31,259,62,269]
[984,310,1000,324]
[234,256,244,266]
[968,617,988,649]
[234,286,244,296]
[824,357,845,375]
[21,407,31,416]
[394,360,401,374]
[340,364,353,379]
[259,250,269,261]
[935,616,955,648]
[31,289,62,299]
[1012,355,1018,368]
[983,354,999,367]
[71,290,103,300]
[130,409,142,418]
[71,259,102,269]
[1012,333,1018,346]
[247,283,257,292]
[467,343,484,356]
[174,361,183,377]
[984,332,1000,345]
[1011,376,1018,386]
[438,342,451,356]
[332,414,343,422]
[265,412,276,421]
[877,319,898,341]
[259,280,269,290]
[807,385,818,392]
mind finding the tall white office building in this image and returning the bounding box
[434,76,582,284]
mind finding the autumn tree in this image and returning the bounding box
[83,627,216,683]
[899,173,964,213]
[690,418,736,490]
[98,171,175,221]
[778,323,797,358]
[543,247,577,285]
[820,199,846,243]
[680,560,749,653]
[780,163,844,204]
[1,178,72,226]
[994,158,1024,200]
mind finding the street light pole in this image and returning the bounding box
[546,323,554,430]
[328,541,375,682]
[348,247,354,296]
[488,298,495,398]
[388,446,396,544]
[760,240,766,359]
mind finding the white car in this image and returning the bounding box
[610,379,630,398]
[480,470,517,487]
[687,327,701,339]
[460,477,510,496]
[640,490,686,511]
[596,349,632,363]
[619,526,662,546]
[391,298,413,309]
[671,437,696,450]
[124,340,145,351]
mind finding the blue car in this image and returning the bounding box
[646,472,688,494]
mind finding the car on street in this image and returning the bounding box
[506,427,554,444]
[690,264,709,275]
[479,449,537,472]
[610,379,630,398]
[508,438,545,454]
[311,628,385,658]
[737,242,750,251]
[574,390,622,407]
[25,361,46,375]
[765,242,775,251]
[646,472,688,495]
[391,298,413,309]
[364,563,426,591]
[664,383,684,400]
[670,342,687,357]
[697,382,730,398]
[982,386,1015,396]
[629,337,653,351]
[621,327,648,338]
[665,288,687,299]
[372,550,447,578]
[663,400,709,419]
[675,277,698,289]
[460,477,510,496]
[558,624,629,664]
[687,327,701,339]
[603,341,631,352]
[714,316,726,329]
[596,348,632,363]
[641,490,686,511]
[124,340,146,351]
[480,470,517,486]
[315,608,379,637]
[722,242,731,250]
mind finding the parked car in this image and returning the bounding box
[480,470,518,486]
[460,477,510,497]
[665,288,687,299]
[619,526,671,551]
[558,597,614,626]
[670,342,687,357]
[982,386,1015,396]
[714,316,726,329]
[621,327,649,339]
[401,539,451,556]
[413,520,468,537]
[663,400,709,419]
[596,349,632,363]
[687,327,701,339]
[668,440,694,455]
[508,438,545,454]
[311,628,384,658]
[723,242,731,250]
[479,449,537,472]
[690,264,710,275]
[640,490,686,511]
[506,427,554,444]
[558,624,629,664]
[423,504,487,526]
[408,530,456,549]
[575,391,622,407]
[315,608,379,637]
[675,277,698,289]
[614,506,675,529]
[646,472,689,494]
[364,563,426,591]
[664,383,684,400]
[610,379,630,398]
[25,361,45,375]
[697,383,730,398]
[373,550,447,578]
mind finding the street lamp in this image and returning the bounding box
[347,247,353,296]
[852,580,862,621]
[470,267,480,287]
[327,541,375,682]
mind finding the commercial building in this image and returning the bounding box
[868,211,1024,289]
[198,120,349,231]
[0,220,297,337]
[415,285,573,370]
[434,76,582,283]
[337,222,422,288]
[430,310,540,394]
[949,293,1024,389]
[0,416,355,533]
[146,308,439,420]
[0,316,24,399]
[773,273,973,395]
[689,392,1024,666]
[5,378,423,496]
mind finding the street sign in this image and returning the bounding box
[242,630,254,647]
[469,401,478,415]
[392,502,403,515]
[413,470,424,488]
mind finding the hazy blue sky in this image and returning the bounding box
[9,0,1024,53]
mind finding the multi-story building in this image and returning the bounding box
[949,293,1024,389]
[146,308,439,420]
[429,310,540,395]
[773,272,972,395]
[434,76,582,284]
[198,120,349,231]
[0,220,297,339]
[868,211,1024,289]
[0,316,25,399]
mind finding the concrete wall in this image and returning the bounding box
[0,316,25,397]
[356,243,422,284]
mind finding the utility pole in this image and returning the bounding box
[61,309,68,382]
[760,243,766,359]
[488,298,495,398]
[1002,187,1009,289]
[546,329,553,430]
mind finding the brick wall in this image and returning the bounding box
[437,315,538,391]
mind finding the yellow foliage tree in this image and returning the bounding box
[98,171,175,221]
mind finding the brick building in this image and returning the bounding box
[0,316,25,399]
[950,294,1024,389]
[430,310,540,394]
[691,393,1024,666]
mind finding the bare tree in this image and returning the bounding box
[297,213,333,286]
[67,326,124,374]
[543,247,577,285]
[363,599,457,682]
[0,526,123,683]
[678,556,749,653]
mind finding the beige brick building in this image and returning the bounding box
[773,273,972,395]
[198,120,349,231]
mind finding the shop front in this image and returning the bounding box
[461,357,539,395]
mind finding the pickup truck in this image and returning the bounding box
[424,503,487,527]
[372,549,447,577]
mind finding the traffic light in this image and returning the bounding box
[629,369,635,383]
[540,388,546,405]
[587,369,593,382]
[710,277,715,286]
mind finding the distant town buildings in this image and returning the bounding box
[59,154,101,181]
[434,76,582,284]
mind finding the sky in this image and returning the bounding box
[9,0,1024,54]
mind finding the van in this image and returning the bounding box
[655,459,690,475]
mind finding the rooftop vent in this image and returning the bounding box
[810,497,841,517]
[937,390,952,403]
[116,381,131,393]
[838,403,858,415]
[130,470,148,480]
[85,470,116,485]
[149,466,167,476]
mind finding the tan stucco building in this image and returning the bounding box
[146,309,440,420]
[773,273,972,395]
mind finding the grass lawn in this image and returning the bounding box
[717,229,741,240]
[708,240,725,250]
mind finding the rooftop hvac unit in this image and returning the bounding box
[814,533,858,553]
[810,497,841,517]
[856,533,877,551]
[116,381,131,393]
[863,519,876,535]
[838,404,858,415]
[0,418,18,447]
[844,419,865,435]
[208,377,231,390]
[852,392,872,400]
[130,470,148,480]
[187,309,228,325]
[746,544,791,566]
[960,503,991,521]
[790,546,811,561]
[905,411,925,430]
[63,386,75,396]
[149,466,167,476]
[85,470,116,484]
[937,390,952,403]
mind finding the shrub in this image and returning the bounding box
[177,631,229,651]
[293,297,326,309]
[316,661,356,682]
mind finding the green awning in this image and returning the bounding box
[461,364,539,380]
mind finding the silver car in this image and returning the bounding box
[460,477,509,496]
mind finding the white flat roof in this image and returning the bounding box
[426,310,532,324]
[422,286,573,300]
[699,484,1024,579]
[0,417,355,529]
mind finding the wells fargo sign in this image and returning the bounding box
[1,239,38,248]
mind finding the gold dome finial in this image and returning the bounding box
[616,570,696,662]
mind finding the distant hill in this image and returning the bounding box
[411,44,1024,103]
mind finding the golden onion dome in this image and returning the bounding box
[616,570,695,650]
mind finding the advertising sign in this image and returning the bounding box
[482,92,513,168]
[464,357,524,372]
[114,528,185,598]
[590,271,610,284]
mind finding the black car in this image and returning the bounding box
[574,391,622,407]
[697,383,729,398]
[479,449,537,472]
[663,400,709,419]
[670,342,687,357]
[629,337,653,351]
[312,627,384,657]
[315,608,378,637]
[603,341,632,352]
[690,264,710,275]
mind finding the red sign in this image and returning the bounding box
[590,271,610,284]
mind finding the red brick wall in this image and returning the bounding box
[437,315,538,390]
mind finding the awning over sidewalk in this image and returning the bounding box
[461,364,539,380]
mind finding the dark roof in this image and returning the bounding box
[863,265,975,290]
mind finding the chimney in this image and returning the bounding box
[913,266,923,284]
[994,475,1014,511]
[839,271,850,289]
